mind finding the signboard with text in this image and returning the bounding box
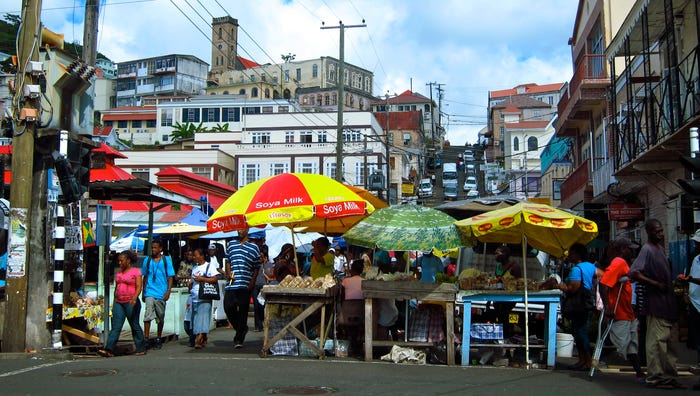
[608,202,644,221]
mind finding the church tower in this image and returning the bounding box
[211,16,238,75]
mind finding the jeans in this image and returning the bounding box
[105,300,147,353]
[224,288,251,343]
[689,303,700,363]
[570,312,591,354]
[252,284,265,330]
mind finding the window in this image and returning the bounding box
[326,162,338,180]
[312,64,318,78]
[251,87,258,97]
[132,168,149,181]
[262,106,273,114]
[296,162,317,174]
[182,108,200,123]
[296,68,301,81]
[118,120,127,128]
[354,162,366,185]
[249,75,256,82]
[202,107,220,123]
[161,109,173,126]
[278,106,289,113]
[132,120,142,128]
[317,95,322,106]
[161,134,169,142]
[527,136,537,151]
[192,167,211,179]
[222,107,240,122]
[285,131,295,143]
[403,133,411,146]
[513,136,519,151]
[284,69,290,82]
[300,131,313,143]
[324,95,330,106]
[332,93,337,105]
[241,163,260,186]
[146,120,156,128]
[252,132,271,144]
[343,129,362,142]
[553,179,563,200]
[239,89,246,95]
[265,89,270,98]
[104,121,113,127]
[318,131,327,143]
[269,163,289,176]
[243,107,261,114]
[499,126,504,136]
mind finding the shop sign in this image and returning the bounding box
[608,202,643,220]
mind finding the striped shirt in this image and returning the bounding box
[225,240,261,290]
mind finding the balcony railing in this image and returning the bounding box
[560,159,590,202]
[592,159,616,198]
[558,54,608,116]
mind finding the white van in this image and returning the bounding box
[444,179,459,200]
[442,163,458,187]
[466,163,475,174]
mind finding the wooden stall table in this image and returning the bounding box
[46,305,103,346]
[362,281,458,365]
[260,285,338,359]
[459,290,562,368]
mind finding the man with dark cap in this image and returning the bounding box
[224,228,262,349]
[599,237,645,382]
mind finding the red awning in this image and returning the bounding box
[158,183,229,209]
[102,113,157,121]
[90,163,135,182]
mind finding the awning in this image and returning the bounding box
[90,163,135,182]
[606,0,685,60]
[89,178,199,206]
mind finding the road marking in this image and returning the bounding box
[0,360,72,377]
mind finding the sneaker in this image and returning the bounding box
[153,339,162,350]
[234,343,243,349]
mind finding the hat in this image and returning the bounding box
[390,257,397,262]
[612,237,640,251]
[208,243,217,250]
[329,248,336,253]
[693,229,700,243]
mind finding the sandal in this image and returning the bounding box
[97,349,114,358]
[135,351,146,356]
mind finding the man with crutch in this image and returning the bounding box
[596,237,645,382]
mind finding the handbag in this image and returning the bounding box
[561,265,594,319]
[197,263,220,300]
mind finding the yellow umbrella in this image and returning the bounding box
[207,173,375,235]
[454,202,598,367]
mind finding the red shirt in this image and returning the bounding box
[600,257,634,321]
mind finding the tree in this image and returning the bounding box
[169,121,207,141]
[210,123,229,132]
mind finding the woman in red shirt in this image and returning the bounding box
[98,250,147,357]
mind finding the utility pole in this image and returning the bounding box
[5,0,41,352]
[435,83,445,142]
[385,94,391,203]
[426,82,436,146]
[83,0,99,66]
[321,21,366,182]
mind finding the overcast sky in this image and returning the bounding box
[3,0,579,146]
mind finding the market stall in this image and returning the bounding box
[362,280,458,365]
[459,289,562,368]
[260,275,338,359]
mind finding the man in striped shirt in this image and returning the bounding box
[224,228,262,349]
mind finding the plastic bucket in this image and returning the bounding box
[556,333,574,358]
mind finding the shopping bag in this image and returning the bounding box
[198,281,220,300]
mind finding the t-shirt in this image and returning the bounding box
[191,262,220,302]
[334,255,347,273]
[418,254,443,283]
[342,275,363,300]
[225,240,261,290]
[629,242,678,321]
[600,257,634,321]
[567,261,597,290]
[142,255,175,299]
[115,267,141,303]
[689,254,700,312]
[310,252,334,279]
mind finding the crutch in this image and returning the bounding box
[589,276,628,380]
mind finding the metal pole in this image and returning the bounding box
[385,94,391,203]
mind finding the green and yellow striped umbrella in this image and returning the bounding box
[343,205,466,251]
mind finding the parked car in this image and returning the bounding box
[466,189,479,199]
[463,175,477,191]
[463,149,475,161]
[418,178,433,197]
[465,163,476,174]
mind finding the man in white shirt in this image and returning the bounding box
[332,247,347,275]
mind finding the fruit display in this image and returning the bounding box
[276,274,336,289]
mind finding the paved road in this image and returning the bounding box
[1,321,697,395]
